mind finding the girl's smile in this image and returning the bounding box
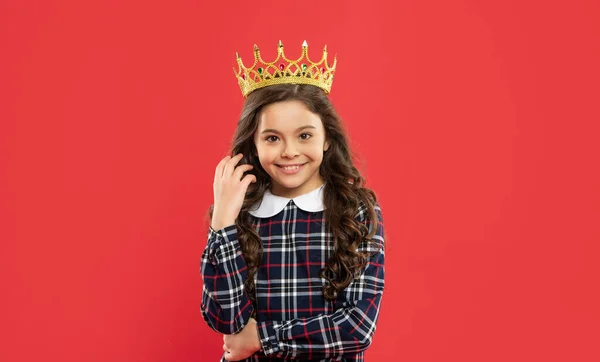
[276,163,307,174]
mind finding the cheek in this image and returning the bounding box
[306,145,326,160]
[255,145,277,164]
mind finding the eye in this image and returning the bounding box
[299,133,312,140]
[265,135,279,143]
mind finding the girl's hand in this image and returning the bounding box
[211,154,256,230]
[222,318,261,361]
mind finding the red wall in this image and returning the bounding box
[1,0,599,361]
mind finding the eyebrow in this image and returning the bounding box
[260,125,317,134]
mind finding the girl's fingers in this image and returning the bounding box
[232,164,254,181]
[214,156,232,183]
[242,174,257,188]
[222,154,244,178]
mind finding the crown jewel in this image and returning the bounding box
[234,40,337,97]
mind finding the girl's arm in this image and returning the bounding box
[257,205,385,359]
[200,224,254,335]
[201,154,257,335]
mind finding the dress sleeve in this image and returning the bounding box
[256,204,385,359]
[200,224,254,334]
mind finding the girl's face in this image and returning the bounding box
[254,100,330,198]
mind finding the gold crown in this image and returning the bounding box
[234,40,337,97]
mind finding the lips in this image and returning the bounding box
[278,163,304,168]
[276,163,306,174]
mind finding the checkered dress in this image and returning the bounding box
[200,200,385,361]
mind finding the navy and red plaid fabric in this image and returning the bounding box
[201,201,385,361]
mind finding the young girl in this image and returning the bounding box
[200,41,385,362]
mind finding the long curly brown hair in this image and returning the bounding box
[212,84,379,304]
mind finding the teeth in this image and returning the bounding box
[281,165,300,171]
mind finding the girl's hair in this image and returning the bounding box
[212,84,379,304]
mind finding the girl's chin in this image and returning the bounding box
[270,177,305,191]
[273,179,303,189]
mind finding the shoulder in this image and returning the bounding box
[355,199,385,248]
[355,200,383,224]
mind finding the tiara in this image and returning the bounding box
[234,40,337,98]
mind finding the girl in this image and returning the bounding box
[200,42,385,362]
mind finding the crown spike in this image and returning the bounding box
[323,44,327,52]
[302,40,308,47]
[236,52,240,59]
[236,55,245,68]
[278,40,283,47]
[253,44,259,52]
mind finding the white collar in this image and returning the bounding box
[249,184,325,218]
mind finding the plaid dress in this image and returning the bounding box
[201,185,385,361]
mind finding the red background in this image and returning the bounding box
[1,0,599,361]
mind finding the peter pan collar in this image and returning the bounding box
[249,184,325,218]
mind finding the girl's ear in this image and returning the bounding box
[324,140,330,152]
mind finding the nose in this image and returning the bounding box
[281,141,299,158]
